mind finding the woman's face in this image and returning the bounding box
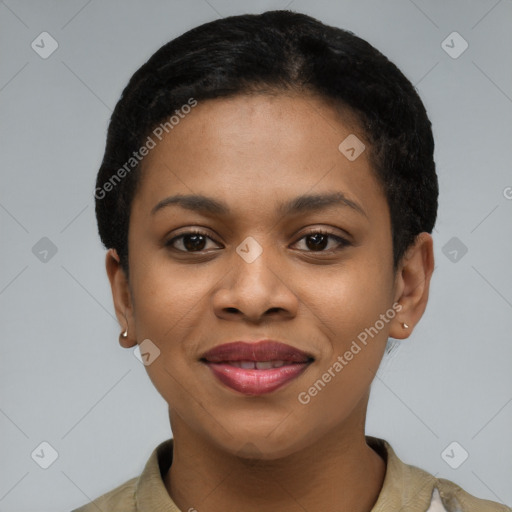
[120,93,404,458]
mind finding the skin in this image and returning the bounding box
[106,92,434,512]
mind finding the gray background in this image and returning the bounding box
[1,0,511,511]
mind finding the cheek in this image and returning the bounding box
[130,257,210,340]
[292,255,393,409]
[128,264,206,409]
[128,252,225,372]
[299,253,393,341]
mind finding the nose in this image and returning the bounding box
[212,244,299,324]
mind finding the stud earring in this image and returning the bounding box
[402,323,409,329]
[120,328,128,343]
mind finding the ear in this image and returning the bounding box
[389,233,434,340]
[105,248,137,348]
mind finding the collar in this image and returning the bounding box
[134,436,440,511]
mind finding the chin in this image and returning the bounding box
[212,425,312,462]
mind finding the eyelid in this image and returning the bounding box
[297,226,351,242]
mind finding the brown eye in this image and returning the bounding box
[294,230,349,252]
[166,230,220,252]
[182,233,207,251]
[305,233,329,251]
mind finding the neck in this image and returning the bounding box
[164,404,386,512]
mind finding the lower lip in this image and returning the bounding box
[204,362,311,396]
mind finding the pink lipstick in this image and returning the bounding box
[200,340,313,396]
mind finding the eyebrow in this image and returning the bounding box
[151,192,367,218]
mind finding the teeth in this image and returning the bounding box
[255,361,273,370]
[228,360,288,369]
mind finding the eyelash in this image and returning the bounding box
[166,228,350,254]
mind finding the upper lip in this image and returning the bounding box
[200,340,314,363]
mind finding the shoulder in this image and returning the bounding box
[366,436,511,512]
[70,476,138,512]
[401,461,510,511]
[70,438,175,511]
[434,477,512,512]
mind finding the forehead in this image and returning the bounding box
[133,93,387,222]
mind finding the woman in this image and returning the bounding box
[74,10,510,512]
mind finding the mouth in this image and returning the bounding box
[200,340,314,396]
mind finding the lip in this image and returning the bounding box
[200,340,314,396]
[201,340,313,363]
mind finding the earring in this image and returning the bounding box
[120,328,128,341]
[402,323,409,329]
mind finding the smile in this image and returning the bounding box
[200,339,314,396]
[203,361,312,395]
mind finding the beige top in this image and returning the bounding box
[72,436,511,512]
